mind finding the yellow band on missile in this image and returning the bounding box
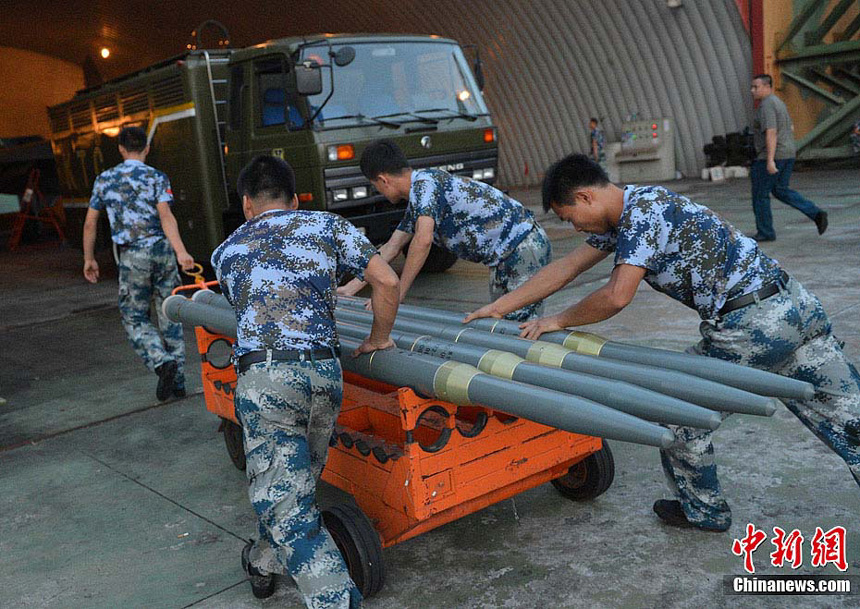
[561,331,607,356]
[433,361,478,405]
[525,342,572,367]
[477,350,524,380]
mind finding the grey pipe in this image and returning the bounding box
[339,337,675,449]
[163,294,237,336]
[335,306,777,417]
[337,296,813,401]
[337,320,721,430]
[162,295,674,447]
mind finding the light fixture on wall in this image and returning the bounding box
[666,0,683,7]
[100,47,111,59]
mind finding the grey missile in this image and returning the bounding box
[335,306,777,417]
[337,295,813,401]
[163,295,675,447]
[192,289,231,309]
[336,320,721,430]
[163,294,237,336]
[338,336,675,448]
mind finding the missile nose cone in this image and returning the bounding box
[765,398,780,417]
[657,428,676,449]
[705,410,723,430]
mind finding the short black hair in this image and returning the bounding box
[589,117,599,124]
[541,154,609,213]
[360,139,411,180]
[237,155,296,202]
[118,126,147,152]
[753,74,773,87]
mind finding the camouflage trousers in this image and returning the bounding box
[661,275,860,529]
[235,357,360,609]
[117,238,185,385]
[490,224,552,322]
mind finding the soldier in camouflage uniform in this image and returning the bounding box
[338,139,551,322]
[212,155,399,607]
[466,154,860,532]
[83,126,194,401]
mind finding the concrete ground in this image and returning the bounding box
[1,167,859,609]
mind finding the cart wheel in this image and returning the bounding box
[322,504,386,598]
[222,419,246,471]
[551,442,614,501]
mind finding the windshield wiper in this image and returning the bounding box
[414,108,484,122]
[372,112,439,125]
[321,114,400,129]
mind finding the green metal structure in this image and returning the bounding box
[776,0,860,160]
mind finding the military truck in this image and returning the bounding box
[47,33,498,272]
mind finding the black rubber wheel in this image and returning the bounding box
[222,419,246,471]
[551,441,615,501]
[408,243,458,273]
[322,504,386,598]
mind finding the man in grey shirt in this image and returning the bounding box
[749,74,827,242]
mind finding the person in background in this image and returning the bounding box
[83,126,194,401]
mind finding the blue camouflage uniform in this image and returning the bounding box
[212,209,376,609]
[89,159,185,389]
[398,169,551,321]
[587,185,860,530]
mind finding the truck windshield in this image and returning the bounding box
[301,41,488,128]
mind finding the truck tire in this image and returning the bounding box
[222,418,246,471]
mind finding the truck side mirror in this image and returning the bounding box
[474,58,485,92]
[296,62,323,96]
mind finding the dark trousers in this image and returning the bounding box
[751,158,821,240]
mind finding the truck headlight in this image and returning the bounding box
[333,189,349,202]
[351,186,368,199]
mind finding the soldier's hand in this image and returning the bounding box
[518,315,564,340]
[463,303,503,323]
[766,160,778,175]
[351,336,396,357]
[178,253,195,271]
[83,259,100,283]
[338,278,367,297]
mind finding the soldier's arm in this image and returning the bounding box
[464,243,610,322]
[352,255,400,355]
[338,230,413,297]
[518,263,646,340]
[396,216,435,302]
[156,201,194,270]
[82,208,101,283]
[765,128,778,172]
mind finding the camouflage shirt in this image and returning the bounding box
[590,127,606,162]
[212,209,377,357]
[397,169,535,266]
[89,159,172,246]
[586,186,782,319]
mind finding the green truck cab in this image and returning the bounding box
[47,34,498,271]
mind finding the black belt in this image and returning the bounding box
[718,270,790,317]
[237,347,341,374]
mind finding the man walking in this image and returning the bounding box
[749,74,828,242]
[212,155,399,606]
[83,126,194,400]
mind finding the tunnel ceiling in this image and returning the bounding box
[5,1,752,183]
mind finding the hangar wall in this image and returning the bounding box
[287,0,753,185]
[0,47,84,139]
